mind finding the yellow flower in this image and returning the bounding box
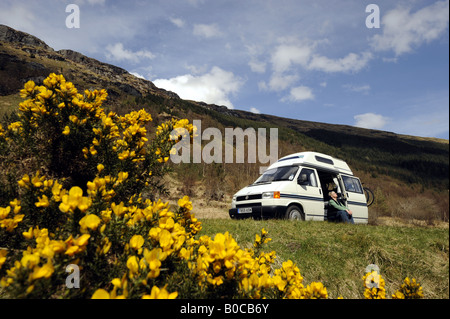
[303,282,328,299]
[21,251,40,269]
[129,235,145,250]
[392,291,405,299]
[8,121,23,134]
[157,156,169,163]
[20,80,37,98]
[159,229,173,250]
[126,256,139,276]
[254,234,262,247]
[35,195,50,208]
[69,115,79,124]
[0,206,11,219]
[89,145,97,156]
[272,275,286,291]
[97,163,104,173]
[111,202,128,217]
[363,271,386,299]
[22,227,34,240]
[62,126,70,135]
[59,186,91,212]
[37,86,53,101]
[178,196,193,211]
[30,261,54,280]
[143,286,178,299]
[76,234,91,246]
[51,181,63,200]
[57,81,77,97]
[144,247,166,279]
[65,234,91,256]
[79,214,101,231]
[116,171,128,183]
[18,174,30,188]
[392,277,424,299]
[65,246,79,256]
[91,289,111,299]
[0,214,24,232]
[31,172,45,188]
[0,249,7,269]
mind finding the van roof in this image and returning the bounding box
[270,151,353,175]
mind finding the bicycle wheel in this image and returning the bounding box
[364,187,375,207]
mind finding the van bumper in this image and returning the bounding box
[229,206,286,219]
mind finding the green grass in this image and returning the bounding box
[199,219,449,299]
[0,94,21,118]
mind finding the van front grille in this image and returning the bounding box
[237,194,262,201]
[236,203,262,208]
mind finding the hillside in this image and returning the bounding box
[0,24,448,224]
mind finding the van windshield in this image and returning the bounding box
[254,166,299,184]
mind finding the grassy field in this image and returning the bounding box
[199,218,449,299]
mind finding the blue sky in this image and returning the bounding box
[1,0,449,139]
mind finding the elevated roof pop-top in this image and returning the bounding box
[269,152,353,175]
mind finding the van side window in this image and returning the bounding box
[299,168,318,187]
[342,176,363,194]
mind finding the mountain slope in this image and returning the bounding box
[0,24,178,102]
[1,24,448,222]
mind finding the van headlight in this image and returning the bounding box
[232,195,237,202]
[262,191,280,199]
[262,192,273,199]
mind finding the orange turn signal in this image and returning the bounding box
[274,191,280,199]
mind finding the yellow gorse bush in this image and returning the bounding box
[0,74,424,299]
[392,277,424,299]
[362,270,386,299]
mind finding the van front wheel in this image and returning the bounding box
[285,206,305,221]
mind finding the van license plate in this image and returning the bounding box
[238,207,252,214]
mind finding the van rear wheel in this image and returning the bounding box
[285,205,305,221]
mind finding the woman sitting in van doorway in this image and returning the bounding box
[328,191,354,224]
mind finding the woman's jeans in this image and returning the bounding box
[337,210,355,224]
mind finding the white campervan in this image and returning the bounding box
[229,152,368,224]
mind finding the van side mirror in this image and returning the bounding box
[298,174,308,185]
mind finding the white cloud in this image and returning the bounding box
[193,24,222,38]
[354,113,390,130]
[187,0,206,6]
[246,44,267,73]
[130,72,146,80]
[153,66,244,108]
[284,86,314,103]
[0,4,36,32]
[248,60,266,73]
[268,73,299,91]
[184,64,208,75]
[388,111,449,138]
[271,43,313,73]
[169,17,185,28]
[264,41,372,95]
[249,107,260,114]
[371,0,449,56]
[75,0,106,5]
[308,51,372,73]
[343,84,371,94]
[105,43,155,63]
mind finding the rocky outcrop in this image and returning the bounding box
[0,24,52,50]
[0,24,181,101]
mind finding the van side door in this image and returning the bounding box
[296,168,324,220]
[341,174,368,223]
